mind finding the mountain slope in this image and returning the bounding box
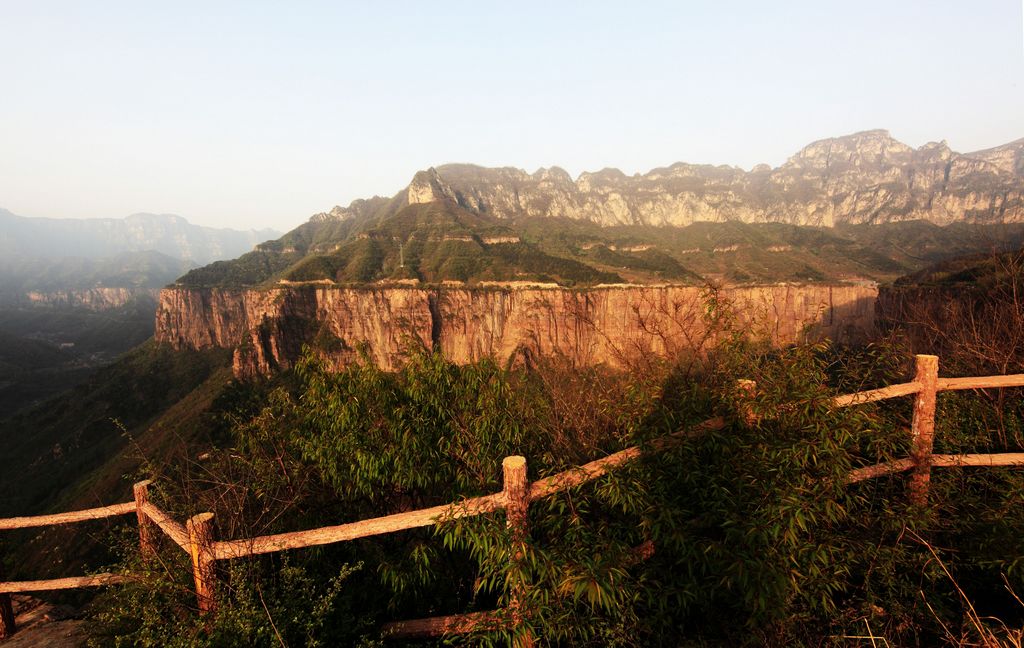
[179,201,625,287]
[0,342,232,520]
[0,341,236,580]
[176,203,1024,289]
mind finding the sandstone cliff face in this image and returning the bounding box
[22,287,160,310]
[396,131,1024,228]
[155,284,877,379]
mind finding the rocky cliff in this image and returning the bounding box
[394,130,1024,227]
[22,287,160,310]
[156,284,877,378]
[157,129,1024,377]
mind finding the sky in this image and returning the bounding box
[1,1,1022,233]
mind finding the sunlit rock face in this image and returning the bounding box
[22,287,160,310]
[387,131,1023,228]
[155,284,878,379]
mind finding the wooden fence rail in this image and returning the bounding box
[3,354,1024,641]
[214,493,508,560]
[0,502,135,530]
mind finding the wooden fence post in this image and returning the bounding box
[502,456,534,648]
[0,559,14,638]
[186,512,217,613]
[736,379,758,425]
[909,354,939,506]
[133,480,156,560]
[0,592,14,639]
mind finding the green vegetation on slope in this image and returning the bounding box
[80,312,1024,646]
[0,341,231,521]
[182,202,622,287]
[0,299,162,415]
[175,192,1024,290]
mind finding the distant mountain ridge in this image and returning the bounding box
[0,209,280,265]
[386,130,1024,228]
[0,250,194,292]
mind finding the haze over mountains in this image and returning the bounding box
[0,211,279,414]
[0,209,279,265]
[0,209,280,303]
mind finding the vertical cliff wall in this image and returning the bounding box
[155,284,877,379]
[20,287,161,310]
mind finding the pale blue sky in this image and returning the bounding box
[1,0,1022,231]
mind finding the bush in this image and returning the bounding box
[88,300,1024,645]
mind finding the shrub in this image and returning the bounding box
[87,300,1024,645]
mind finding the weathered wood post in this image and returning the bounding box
[0,559,14,638]
[0,592,14,639]
[736,379,758,425]
[133,480,157,560]
[909,354,939,506]
[186,512,217,613]
[502,456,534,648]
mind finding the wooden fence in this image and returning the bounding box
[2,354,1024,642]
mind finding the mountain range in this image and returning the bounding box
[177,130,1024,289]
[0,209,279,266]
[396,129,1024,227]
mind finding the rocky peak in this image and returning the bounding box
[407,168,456,205]
[308,196,395,224]
[531,166,574,186]
[785,129,913,171]
[309,205,350,223]
[967,138,1024,177]
[917,140,953,162]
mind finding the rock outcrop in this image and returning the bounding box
[155,284,878,379]
[374,131,1024,228]
[22,287,160,310]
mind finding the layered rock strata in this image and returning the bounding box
[22,287,160,310]
[155,284,878,379]
[391,131,1024,227]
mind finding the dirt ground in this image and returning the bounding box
[1,596,87,647]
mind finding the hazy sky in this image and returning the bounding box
[1,1,1022,232]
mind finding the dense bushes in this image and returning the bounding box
[88,323,1024,645]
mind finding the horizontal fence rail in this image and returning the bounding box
[2,355,1024,641]
[846,457,917,483]
[937,374,1024,392]
[931,453,1024,467]
[384,609,503,640]
[0,573,130,594]
[214,493,508,560]
[0,502,135,530]
[832,381,922,407]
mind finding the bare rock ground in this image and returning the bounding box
[1,596,86,647]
